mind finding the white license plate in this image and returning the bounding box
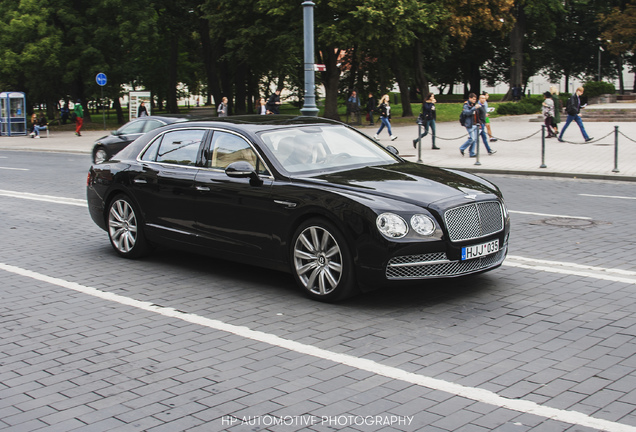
[461,239,499,261]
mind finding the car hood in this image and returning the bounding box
[300,162,499,207]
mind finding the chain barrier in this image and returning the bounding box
[619,130,636,144]
[556,131,614,145]
[426,124,631,174]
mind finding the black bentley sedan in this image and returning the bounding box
[91,115,189,163]
[87,116,510,301]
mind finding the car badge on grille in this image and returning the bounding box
[464,194,477,200]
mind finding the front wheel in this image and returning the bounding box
[107,194,149,258]
[291,218,357,302]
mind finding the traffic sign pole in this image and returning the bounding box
[96,73,107,130]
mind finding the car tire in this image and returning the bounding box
[291,218,357,302]
[93,146,108,164]
[107,194,149,259]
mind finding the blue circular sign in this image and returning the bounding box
[96,73,107,86]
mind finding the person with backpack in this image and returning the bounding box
[558,87,592,142]
[459,93,481,157]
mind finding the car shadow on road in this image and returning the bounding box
[137,248,499,311]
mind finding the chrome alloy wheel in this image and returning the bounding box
[293,226,343,296]
[108,199,138,254]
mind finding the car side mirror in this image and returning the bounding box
[386,145,399,156]
[225,161,263,186]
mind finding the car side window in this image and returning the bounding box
[119,120,145,135]
[147,129,205,166]
[143,120,164,132]
[208,131,268,175]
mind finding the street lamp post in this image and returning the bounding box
[300,1,319,116]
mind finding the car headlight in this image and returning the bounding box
[376,213,408,238]
[411,214,436,236]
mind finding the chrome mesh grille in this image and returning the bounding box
[386,247,506,279]
[444,201,504,242]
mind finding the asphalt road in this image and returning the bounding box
[1,150,636,431]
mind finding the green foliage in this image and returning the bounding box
[583,81,616,98]
[495,96,543,115]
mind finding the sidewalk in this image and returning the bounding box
[1,115,634,181]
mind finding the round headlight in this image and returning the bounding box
[411,214,436,236]
[376,213,408,238]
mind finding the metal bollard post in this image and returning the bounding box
[540,125,547,168]
[474,126,481,166]
[613,125,620,173]
[417,123,423,163]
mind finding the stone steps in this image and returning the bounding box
[581,109,636,122]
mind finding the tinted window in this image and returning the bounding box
[143,119,164,132]
[208,131,258,170]
[150,129,204,166]
[118,120,146,134]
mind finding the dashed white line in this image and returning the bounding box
[1,261,635,432]
[0,189,86,207]
[0,166,29,171]
[580,193,636,201]
[508,210,592,220]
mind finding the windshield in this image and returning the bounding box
[259,125,400,174]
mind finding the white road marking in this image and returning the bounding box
[509,210,592,220]
[0,166,29,171]
[1,261,635,432]
[505,256,636,285]
[580,193,636,201]
[0,189,86,207]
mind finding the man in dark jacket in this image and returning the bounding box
[266,89,281,114]
[558,87,592,142]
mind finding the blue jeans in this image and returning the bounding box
[33,125,47,136]
[376,117,392,136]
[559,114,589,140]
[459,126,477,156]
[478,125,492,153]
[417,120,436,147]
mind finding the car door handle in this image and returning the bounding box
[196,186,210,192]
[133,178,147,184]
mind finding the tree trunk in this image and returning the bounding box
[321,46,342,120]
[234,62,248,115]
[390,53,412,117]
[199,18,214,106]
[414,40,430,102]
[113,98,125,125]
[166,36,179,113]
[503,2,525,102]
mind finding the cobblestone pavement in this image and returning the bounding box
[1,151,636,431]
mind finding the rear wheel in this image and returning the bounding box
[291,218,357,302]
[107,194,149,258]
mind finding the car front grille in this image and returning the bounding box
[444,201,504,242]
[385,247,507,280]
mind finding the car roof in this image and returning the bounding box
[176,115,344,133]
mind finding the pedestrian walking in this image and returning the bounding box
[413,93,439,149]
[138,101,148,117]
[256,97,267,115]
[266,89,282,115]
[476,94,496,155]
[217,97,228,117]
[346,90,361,125]
[74,100,84,136]
[558,87,593,142]
[542,91,557,138]
[366,92,376,125]
[550,85,561,135]
[482,92,497,142]
[373,94,397,141]
[459,93,481,157]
